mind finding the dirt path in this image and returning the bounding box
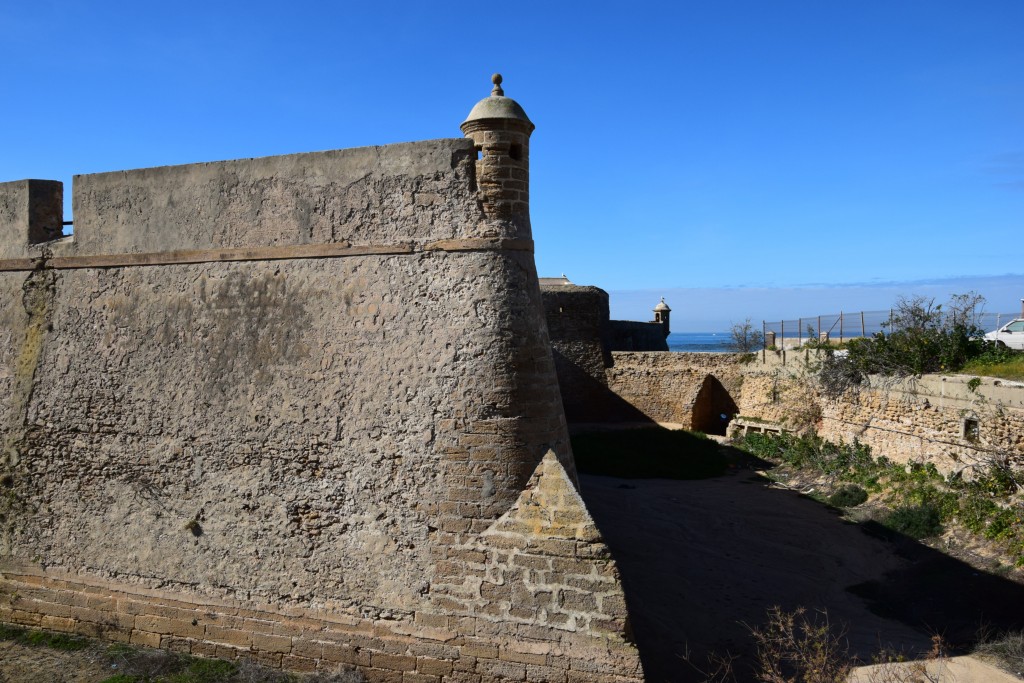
[579,468,1024,683]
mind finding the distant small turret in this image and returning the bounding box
[653,297,671,338]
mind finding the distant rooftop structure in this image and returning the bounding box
[539,274,573,287]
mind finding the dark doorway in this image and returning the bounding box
[691,374,737,435]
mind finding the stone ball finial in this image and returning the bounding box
[491,73,504,97]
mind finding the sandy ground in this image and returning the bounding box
[579,467,1024,683]
[849,655,1023,683]
[579,469,929,681]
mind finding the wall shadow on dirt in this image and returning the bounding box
[577,446,1024,683]
[848,521,1024,647]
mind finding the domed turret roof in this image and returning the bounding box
[461,74,535,132]
[654,297,671,312]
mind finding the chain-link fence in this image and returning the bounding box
[763,309,1022,347]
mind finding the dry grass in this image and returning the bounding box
[0,627,365,683]
[683,607,953,683]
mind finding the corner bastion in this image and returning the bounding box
[0,77,643,682]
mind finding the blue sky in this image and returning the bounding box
[2,1,1021,329]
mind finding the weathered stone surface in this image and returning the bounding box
[0,179,64,258]
[0,80,643,681]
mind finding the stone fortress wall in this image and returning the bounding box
[541,284,740,434]
[0,78,643,682]
[736,352,1024,474]
[544,287,1024,470]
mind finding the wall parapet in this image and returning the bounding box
[0,179,64,259]
[1,139,484,262]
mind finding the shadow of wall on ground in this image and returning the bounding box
[849,520,1024,647]
[578,450,1024,683]
[552,349,653,424]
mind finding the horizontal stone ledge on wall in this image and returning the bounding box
[0,237,535,272]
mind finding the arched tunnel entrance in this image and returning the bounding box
[691,374,738,436]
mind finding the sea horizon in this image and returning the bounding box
[666,331,733,353]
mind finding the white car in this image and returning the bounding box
[984,319,1024,350]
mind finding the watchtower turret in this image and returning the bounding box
[460,74,534,240]
[653,297,671,338]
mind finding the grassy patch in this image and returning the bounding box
[961,354,1024,382]
[0,623,89,650]
[571,428,727,479]
[1,627,364,682]
[882,504,943,539]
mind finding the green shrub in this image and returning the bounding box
[0,624,26,641]
[882,504,943,539]
[737,432,878,487]
[828,485,867,508]
[817,293,997,396]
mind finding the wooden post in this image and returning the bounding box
[817,315,822,343]
[798,317,803,347]
[889,308,893,334]
[762,320,766,363]
[840,311,844,343]
[781,319,786,365]
[861,310,866,338]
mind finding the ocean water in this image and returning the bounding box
[666,332,733,353]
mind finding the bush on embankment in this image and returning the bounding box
[816,293,1024,395]
[738,431,1024,564]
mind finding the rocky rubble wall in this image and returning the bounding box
[735,352,1024,474]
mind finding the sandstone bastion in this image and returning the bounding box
[0,76,643,682]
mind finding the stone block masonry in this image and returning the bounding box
[734,352,1024,474]
[0,77,643,681]
[544,294,1024,467]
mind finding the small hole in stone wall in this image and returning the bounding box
[509,143,522,161]
[475,146,482,160]
[963,417,980,442]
